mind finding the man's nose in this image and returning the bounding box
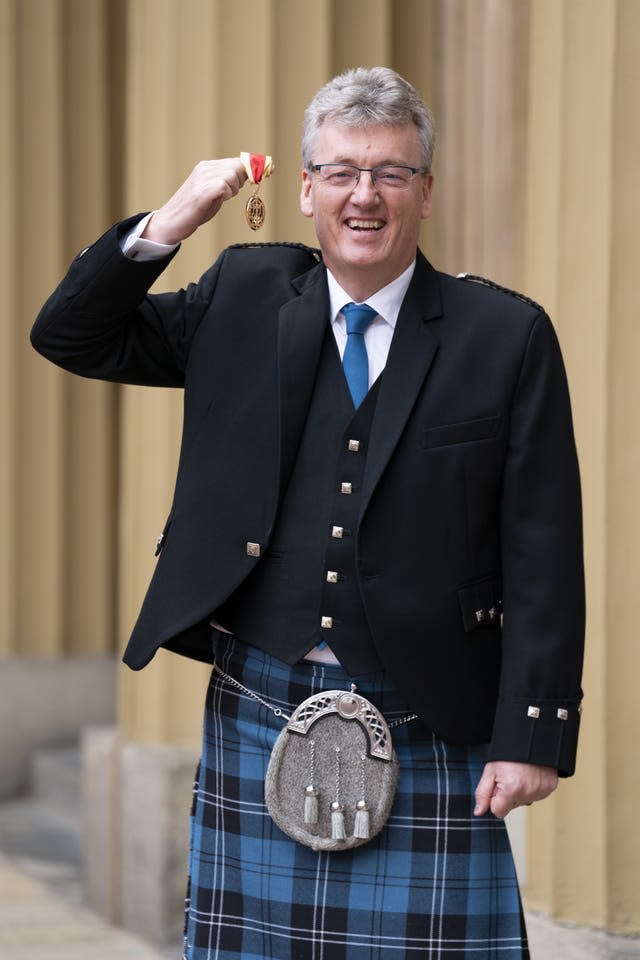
[351,171,378,202]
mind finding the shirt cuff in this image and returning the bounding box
[121,212,179,261]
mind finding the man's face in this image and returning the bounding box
[300,121,433,298]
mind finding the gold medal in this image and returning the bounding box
[245,193,266,230]
[240,152,273,231]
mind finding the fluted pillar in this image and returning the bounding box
[0,0,122,798]
[523,0,640,934]
[0,0,119,661]
[432,0,530,284]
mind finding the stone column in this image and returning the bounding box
[523,0,640,935]
[0,0,120,797]
[431,0,531,285]
[422,0,532,884]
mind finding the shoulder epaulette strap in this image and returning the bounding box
[227,240,322,262]
[457,273,544,313]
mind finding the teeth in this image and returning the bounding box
[346,219,384,230]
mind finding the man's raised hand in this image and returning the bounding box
[142,158,248,245]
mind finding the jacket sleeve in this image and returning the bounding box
[488,311,585,776]
[30,214,222,387]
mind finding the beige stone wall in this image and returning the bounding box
[3,0,639,937]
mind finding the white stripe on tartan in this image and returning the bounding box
[313,853,329,960]
[429,735,443,958]
[188,909,525,953]
[438,739,451,960]
[196,783,504,830]
[211,655,228,959]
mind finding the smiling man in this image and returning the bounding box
[32,67,584,960]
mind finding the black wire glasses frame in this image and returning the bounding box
[311,163,429,189]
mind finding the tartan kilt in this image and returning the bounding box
[184,634,529,959]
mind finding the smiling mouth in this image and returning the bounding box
[345,219,385,231]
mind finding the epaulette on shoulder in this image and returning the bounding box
[457,272,544,313]
[227,240,322,262]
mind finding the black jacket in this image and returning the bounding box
[31,215,585,775]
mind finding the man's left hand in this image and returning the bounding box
[473,761,558,818]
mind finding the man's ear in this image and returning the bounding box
[300,169,314,219]
[421,173,434,220]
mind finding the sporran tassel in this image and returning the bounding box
[353,754,370,839]
[304,786,318,824]
[331,802,346,840]
[354,800,370,839]
[303,740,319,824]
[331,746,346,839]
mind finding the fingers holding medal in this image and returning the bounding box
[240,152,273,230]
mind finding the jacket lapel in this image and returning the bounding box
[360,252,443,519]
[277,262,330,501]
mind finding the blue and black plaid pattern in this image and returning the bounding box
[184,635,529,959]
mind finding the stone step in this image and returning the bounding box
[0,852,165,959]
[30,745,82,817]
[0,745,84,907]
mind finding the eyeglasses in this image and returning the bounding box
[311,163,429,190]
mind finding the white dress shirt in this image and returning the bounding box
[121,218,415,664]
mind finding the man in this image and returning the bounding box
[32,67,584,959]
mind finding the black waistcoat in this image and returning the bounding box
[216,330,383,675]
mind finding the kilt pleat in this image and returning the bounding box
[183,634,529,959]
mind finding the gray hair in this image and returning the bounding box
[301,67,436,171]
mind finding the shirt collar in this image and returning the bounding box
[327,259,416,328]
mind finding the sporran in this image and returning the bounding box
[213,663,417,851]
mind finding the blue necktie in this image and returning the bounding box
[341,302,377,408]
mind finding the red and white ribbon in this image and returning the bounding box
[240,152,273,184]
